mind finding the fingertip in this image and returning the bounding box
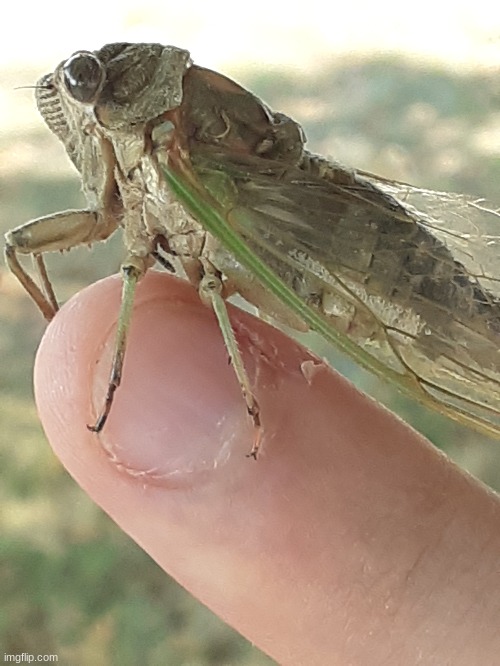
[32,272,500,665]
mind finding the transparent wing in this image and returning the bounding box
[166,149,500,439]
[358,170,500,298]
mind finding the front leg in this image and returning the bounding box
[4,209,119,320]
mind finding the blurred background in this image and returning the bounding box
[2,1,500,663]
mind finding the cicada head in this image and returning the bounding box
[36,43,192,136]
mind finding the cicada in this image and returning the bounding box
[6,42,500,453]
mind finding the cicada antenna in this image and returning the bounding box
[13,84,51,91]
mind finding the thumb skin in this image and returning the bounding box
[34,271,500,665]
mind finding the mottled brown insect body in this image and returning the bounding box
[6,43,500,442]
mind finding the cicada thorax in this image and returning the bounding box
[176,64,305,165]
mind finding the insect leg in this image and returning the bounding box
[151,234,176,273]
[34,254,59,314]
[5,244,58,320]
[199,265,262,458]
[4,209,119,320]
[88,259,145,433]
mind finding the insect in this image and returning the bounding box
[5,42,500,454]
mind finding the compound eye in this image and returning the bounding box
[62,52,105,104]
